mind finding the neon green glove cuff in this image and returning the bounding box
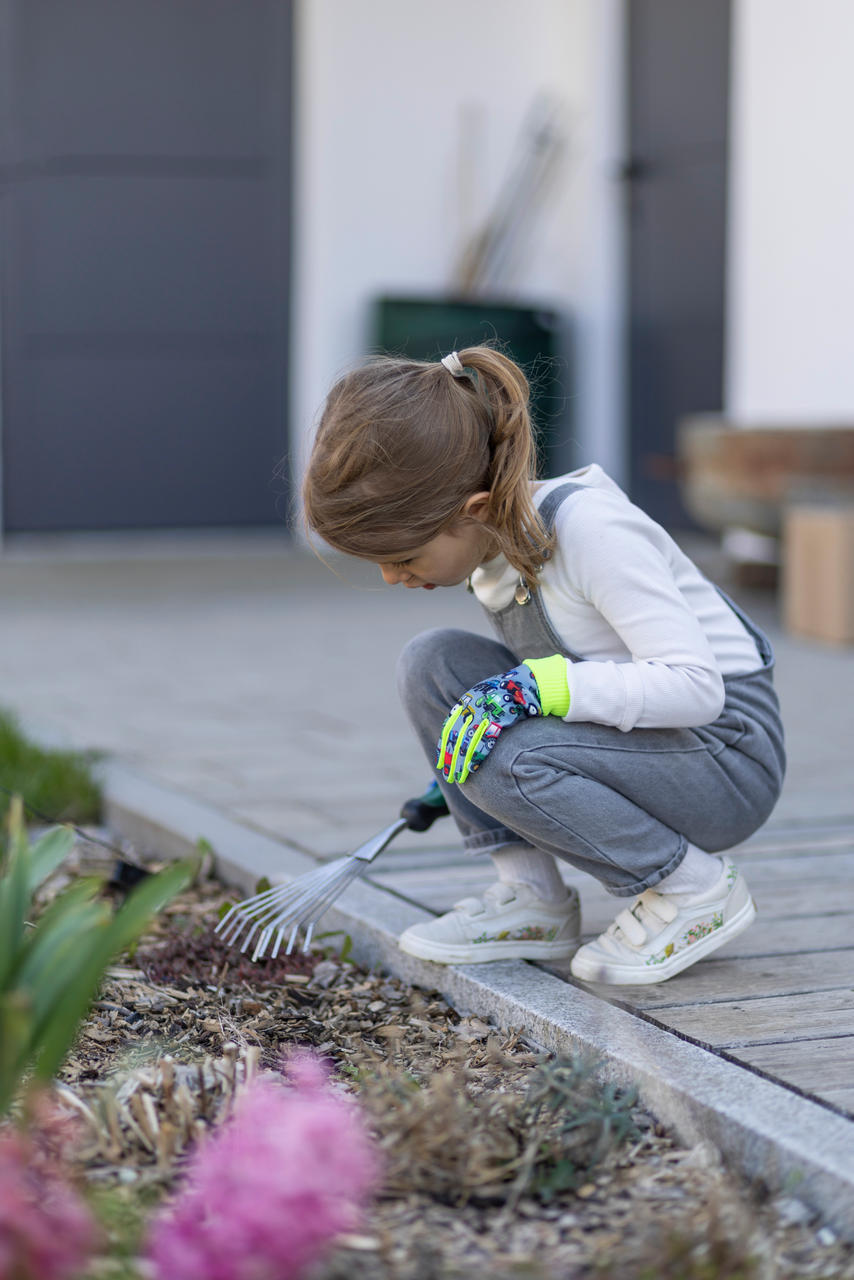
[523,654,571,717]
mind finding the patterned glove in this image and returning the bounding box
[437,655,570,785]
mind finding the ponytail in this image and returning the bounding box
[453,346,554,583]
[303,343,554,585]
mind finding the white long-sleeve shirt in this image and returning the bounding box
[470,466,762,733]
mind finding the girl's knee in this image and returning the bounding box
[396,628,467,708]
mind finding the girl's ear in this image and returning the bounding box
[462,491,491,523]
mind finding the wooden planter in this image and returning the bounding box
[677,417,854,537]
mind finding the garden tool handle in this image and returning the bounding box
[399,780,450,832]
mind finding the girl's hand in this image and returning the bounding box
[436,655,571,784]
[437,664,543,784]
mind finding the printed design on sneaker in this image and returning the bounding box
[472,924,559,945]
[645,911,724,967]
[725,862,738,889]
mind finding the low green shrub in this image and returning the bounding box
[0,709,101,824]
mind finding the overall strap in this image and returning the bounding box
[537,482,586,536]
[479,481,587,663]
[715,586,776,670]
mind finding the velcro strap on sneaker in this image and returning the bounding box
[617,890,679,944]
[453,896,486,915]
[636,890,679,926]
[614,907,647,945]
[483,882,518,908]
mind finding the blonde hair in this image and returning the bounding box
[302,345,554,583]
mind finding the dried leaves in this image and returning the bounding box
[57,1044,260,1176]
[37,835,854,1280]
[355,1053,637,1209]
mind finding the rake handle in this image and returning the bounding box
[399,780,450,832]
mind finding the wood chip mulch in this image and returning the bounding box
[37,837,854,1279]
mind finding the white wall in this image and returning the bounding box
[290,0,625,493]
[727,0,854,423]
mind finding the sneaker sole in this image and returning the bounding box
[398,932,581,966]
[570,893,757,986]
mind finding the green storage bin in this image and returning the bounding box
[372,295,571,477]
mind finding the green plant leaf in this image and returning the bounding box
[27,824,76,893]
[0,798,32,989]
[187,836,215,883]
[0,991,32,1114]
[32,861,192,1085]
[0,835,193,1108]
[109,861,193,951]
[0,795,193,1111]
[22,888,110,1027]
[0,882,108,1108]
[17,877,104,980]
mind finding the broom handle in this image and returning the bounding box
[399,780,450,831]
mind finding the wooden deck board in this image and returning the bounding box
[735,826,854,855]
[736,848,854,879]
[646,988,854,1048]
[733,1036,854,1096]
[374,823,854,1116]
[748,880,854,918]
[589,950,854,1008]
[712,915,854,958]
[818,1087,854,1112]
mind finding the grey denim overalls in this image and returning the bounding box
[397,484,787,896]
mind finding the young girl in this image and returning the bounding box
[303,346,785,985]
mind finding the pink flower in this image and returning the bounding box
[146,1054,378,1280]
[0,1122,98,1280]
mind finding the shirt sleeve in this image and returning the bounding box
[552,496,726,732]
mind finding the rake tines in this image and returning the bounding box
[215,817,409,961]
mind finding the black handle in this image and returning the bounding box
[399,780,450,832]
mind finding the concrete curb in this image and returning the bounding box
[103,761,854,1238]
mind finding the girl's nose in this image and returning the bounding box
[380,563,405,585]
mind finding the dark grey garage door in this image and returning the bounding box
[0,0,292,532]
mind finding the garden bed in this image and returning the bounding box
[39,835,854,1279]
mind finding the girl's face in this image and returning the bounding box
[377,494,495,591]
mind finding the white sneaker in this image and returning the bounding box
[398,881,581,965]
[570,859,755,986]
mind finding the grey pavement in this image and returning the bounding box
[1,530,852,848]
[1,533,491,854]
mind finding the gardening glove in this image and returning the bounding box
[437,654,570,785]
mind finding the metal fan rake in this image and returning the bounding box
[215,782,449,962]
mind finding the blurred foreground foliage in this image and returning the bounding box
[0,796,191,1115]
[359,1050,639,1206]
[0,709,101,825]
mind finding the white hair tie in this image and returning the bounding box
[441,351,466,377]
